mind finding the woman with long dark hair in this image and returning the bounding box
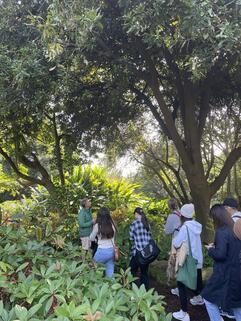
[90,207,116,278]
[129,207,151,290]
[202,204,241,321]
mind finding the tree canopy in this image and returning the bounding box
[34,0,241,240]
[0,0,241,240]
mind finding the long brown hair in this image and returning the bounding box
[96,207,115,239]
[210,204,234,230]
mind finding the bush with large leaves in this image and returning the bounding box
[1,165,171,266]
[1,165,146,240]
[0,225,171,321]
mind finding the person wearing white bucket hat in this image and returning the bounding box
[172,203,204,321]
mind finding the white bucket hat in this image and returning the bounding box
[180,203,195,218]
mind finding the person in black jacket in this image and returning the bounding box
[202,204,241,321]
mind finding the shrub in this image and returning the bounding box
[0,226,171,321]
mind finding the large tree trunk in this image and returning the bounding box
[139,56,241,242]
[52,114,65,186]
[188,174,212,242]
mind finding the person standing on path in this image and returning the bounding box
[172,203,204,321]
[77,198,94,261]
[164,198,181,237]
[202,204,241,321]
[220,197,241,319]
[165,198,181,295]
[129,207,152,290]
[223,197,241,222]
[90,207,116,278]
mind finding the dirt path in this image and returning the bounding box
[150,278,230,321]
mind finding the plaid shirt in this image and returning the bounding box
[129,219,151,257]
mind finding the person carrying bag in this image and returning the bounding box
[136,238,160,265]
[172,204,204,321]
[90,207,116,278]
[129,207,159,290]
[176,226,198,290]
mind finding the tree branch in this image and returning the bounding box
[141,53,192,168]
[0,146,45,186]
[210,146,241,195]
[198,83,211,139]
[17,152,55,193]
[52,113,65,186]
[146,147,190,203]
[130,85,171,138]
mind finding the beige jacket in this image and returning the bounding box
[170,242,188,272]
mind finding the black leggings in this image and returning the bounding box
[177,269,203,312]
[130,255,150,290]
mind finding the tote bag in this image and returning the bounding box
[176,226,197,290]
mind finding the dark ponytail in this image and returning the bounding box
[134,207,150,231]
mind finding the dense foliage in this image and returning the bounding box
[0,225,171,321]
[0,165,171,262]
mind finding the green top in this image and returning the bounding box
[77,208,93,237]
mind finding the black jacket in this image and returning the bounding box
[202,226,241,310]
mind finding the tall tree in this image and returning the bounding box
[0,0,140,201]
[41,0,241,240]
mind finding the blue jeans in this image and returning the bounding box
[93,247,114,278]
[204,299,241,321]
[204,300,224,321]
[233,308,241,321]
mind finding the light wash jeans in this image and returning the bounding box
[204,299,241,321]
[93,247,115,278]
[233,308,241,321]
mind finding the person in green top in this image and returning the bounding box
[78,198,94,260]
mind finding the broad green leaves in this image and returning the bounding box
[0,226,170,320]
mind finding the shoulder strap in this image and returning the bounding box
[185,225,193,257]
[173,210,181,217]
[233,214,241,219]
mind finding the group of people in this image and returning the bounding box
[165,198,241,321]
[77,199,116,277]
[77,197,241,321]
[77,199,154,285]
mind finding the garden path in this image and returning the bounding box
[150,278,230,321]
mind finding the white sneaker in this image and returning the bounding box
[173,310,190,321]
[190,295,204,306]
[171,287,179,296]
[220,310,235,319]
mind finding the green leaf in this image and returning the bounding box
[55,305,70,317]
[0,261,11,272]
[44,296,53,315]
[29,304,41,317]
[0,300,4,316]
[15,305,28,321]
[71,304,89,318]
[111,283,122,290]
[16,262,29,273]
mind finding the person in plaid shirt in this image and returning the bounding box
[129,207,151,290]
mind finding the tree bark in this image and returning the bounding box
[188,173,213,241]
[234,163,241,207]
[52,114,65,186]
[136,53,241,242]
[0,146,56,196]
